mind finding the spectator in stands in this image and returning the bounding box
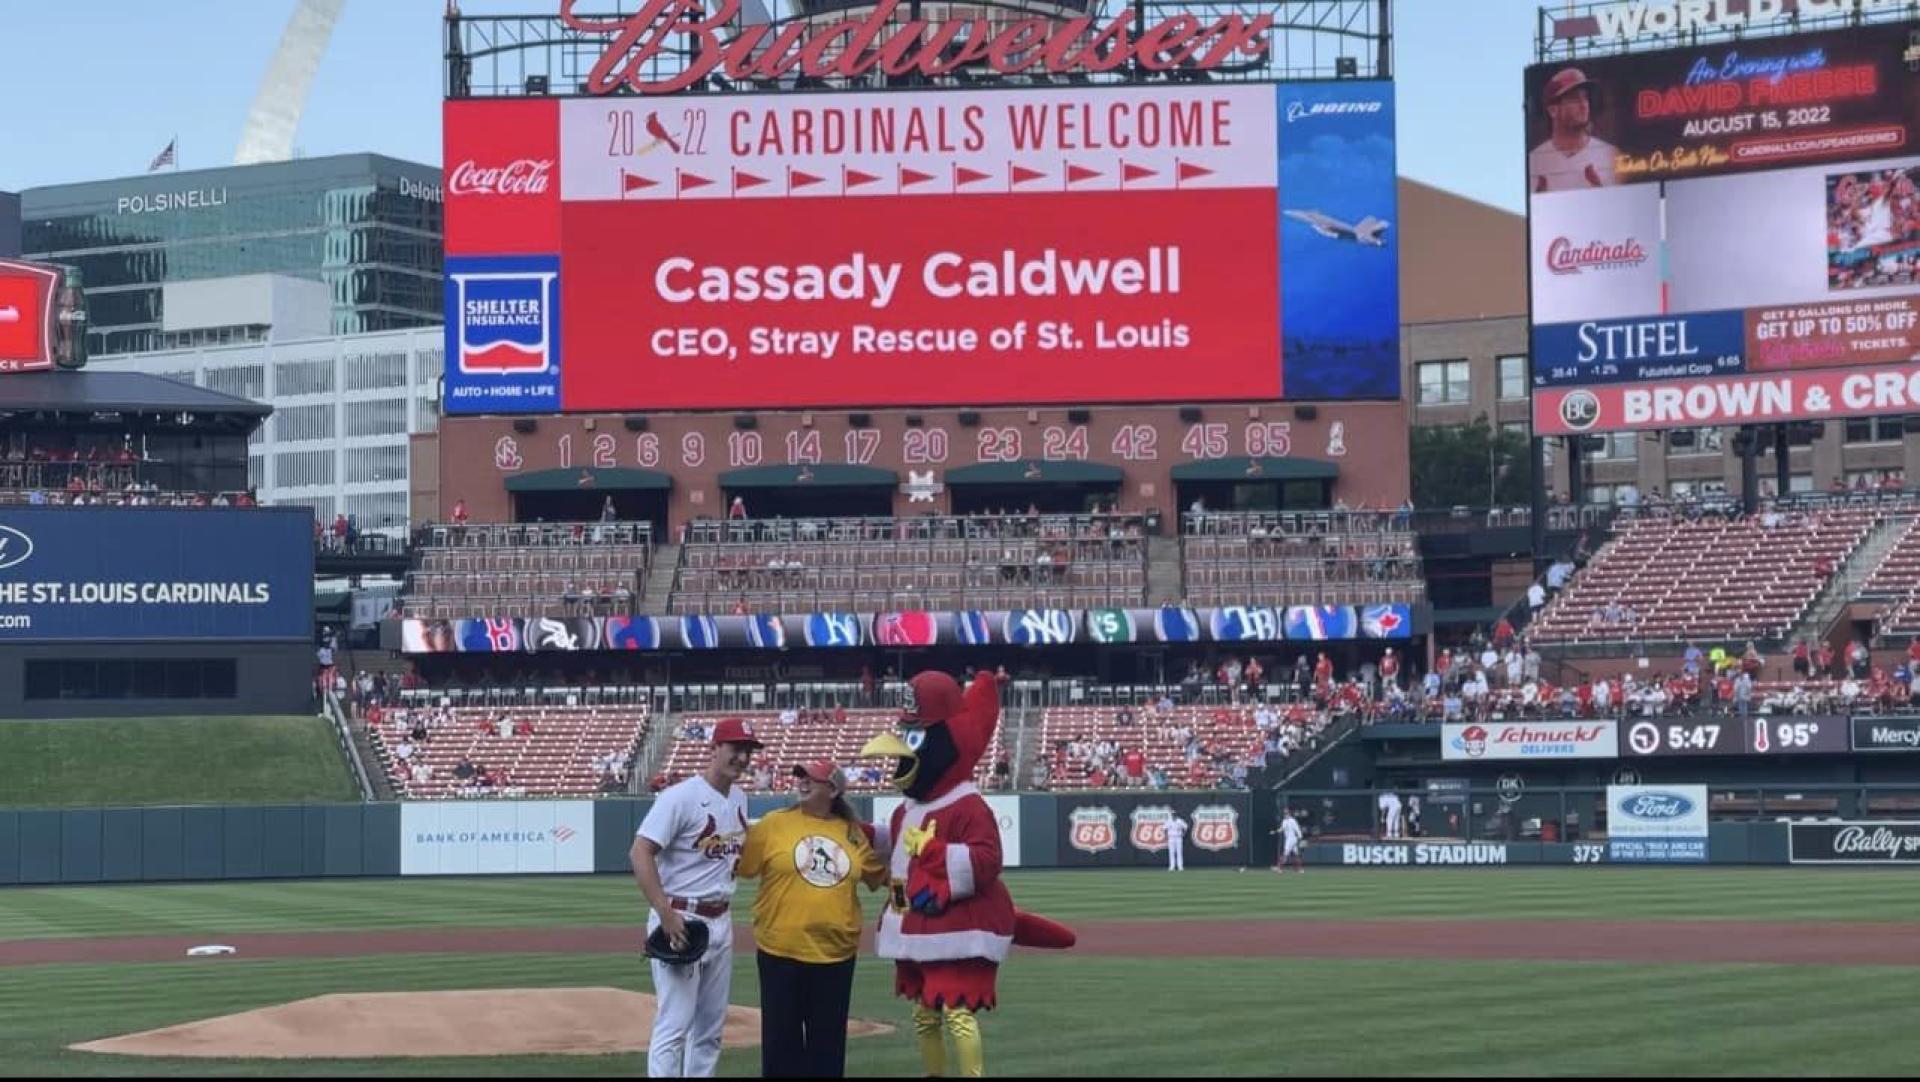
[513,717,535,737]
[1741,642,1764,678]
[1733,671,1754,718]
[730,495,748,520]
[1849,640,1872,679]
[1122,748,1146,788]
[1379,648,1400,691]
[1313,652,1334,699]
[409,714,430,743]
[453,756,477,781]
[779,706,799,727]
[1492,616,1516,650]
[1292,655,1312,701]
[410,761,433,785]
[394,739,415,763]
[1817,642,1838,678]
[451,499,469,526]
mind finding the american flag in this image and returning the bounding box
[148,139,176,173]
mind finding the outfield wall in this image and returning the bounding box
[9,792,1918,885]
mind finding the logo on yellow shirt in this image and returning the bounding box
[793,835,851,888]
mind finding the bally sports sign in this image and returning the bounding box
[1442,721,1619,761]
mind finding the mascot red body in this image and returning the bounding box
[861,670,1073,1077]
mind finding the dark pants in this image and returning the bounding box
[757,951,857,1078]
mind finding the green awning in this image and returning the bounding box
[719,464,898,488]
[943,460,1124,485]
[1170,457,1339,482]
[505,467,673,492]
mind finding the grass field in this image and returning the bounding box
[0,716,358,809]
[2,869,1917,1077]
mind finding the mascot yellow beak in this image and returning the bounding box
[860,730,920,792]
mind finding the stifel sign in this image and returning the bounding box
[560,0,1274,95]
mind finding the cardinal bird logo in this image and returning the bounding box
[642,112,683,155]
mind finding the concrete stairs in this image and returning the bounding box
[631,709,685,791]
[642,543,682,613]
[1145,535,1183,607]
[1787,515,1912,646]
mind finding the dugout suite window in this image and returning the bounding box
[25,659,238,701]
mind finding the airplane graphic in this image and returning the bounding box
[1284,209,1390,247]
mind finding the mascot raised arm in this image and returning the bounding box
[861,670,1075,1078]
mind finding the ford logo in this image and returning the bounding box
[1619,791,1694,820]
[0,525,32,571]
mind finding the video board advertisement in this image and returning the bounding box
[0,259,61,374]
[443,81,1400,414]
[1525,22,1920,436]
[0,507,314,642]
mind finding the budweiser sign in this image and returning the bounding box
[1547,237,1650,275]
[560,0,1275,96]
[448,159,554,197]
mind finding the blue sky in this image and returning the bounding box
[0,0,1542,212]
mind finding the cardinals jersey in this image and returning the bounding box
[1529,135,1619,192]
[638,775,750,900]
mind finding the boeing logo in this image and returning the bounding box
[1285,100,1385,123]
[0,526,35,571]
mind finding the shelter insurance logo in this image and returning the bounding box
[453,259,559,374]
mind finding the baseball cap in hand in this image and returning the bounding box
[792,759,848,792]
[711,718,766,748]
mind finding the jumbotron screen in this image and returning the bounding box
[441,81,1400,415]
[1526,21,1920,437]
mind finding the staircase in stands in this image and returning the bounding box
[1145,535,1183,607]
[1788,515,1913,646]
[643,542,682,612]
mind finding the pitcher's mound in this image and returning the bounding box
[69,988,894,1059]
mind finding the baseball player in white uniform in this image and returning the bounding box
[1165,814,1188,872]
[630,717,764,1078]
[1275,810,1305,873]
[1379,790,1404,840]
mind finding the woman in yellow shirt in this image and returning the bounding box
[738,759,887,1078]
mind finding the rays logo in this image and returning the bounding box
[449,256,560,376]
[0,525,33,571]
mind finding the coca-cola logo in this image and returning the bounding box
[1547,236,1649,275]
[1830,825,1920,860]
[448,159,554,197]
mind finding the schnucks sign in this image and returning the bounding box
[561,0,1279,96]
[1442,721,1619,761]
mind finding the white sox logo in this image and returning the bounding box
[1068,807,1117,853]
[1191,805,1240,851]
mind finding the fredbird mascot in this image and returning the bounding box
[861,670,1075,1077]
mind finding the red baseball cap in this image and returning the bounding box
[1543,67,1595,104]
[902,671,963,725]
[792,760,847,792]
[710,718,765,748]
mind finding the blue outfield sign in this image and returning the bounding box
[1531,310,1748,390]
[1606,784,1709,864]
[443,254,563,415]
[0,507,314,642]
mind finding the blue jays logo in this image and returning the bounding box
[448,256,560,376]
[1361,604,1410,640]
